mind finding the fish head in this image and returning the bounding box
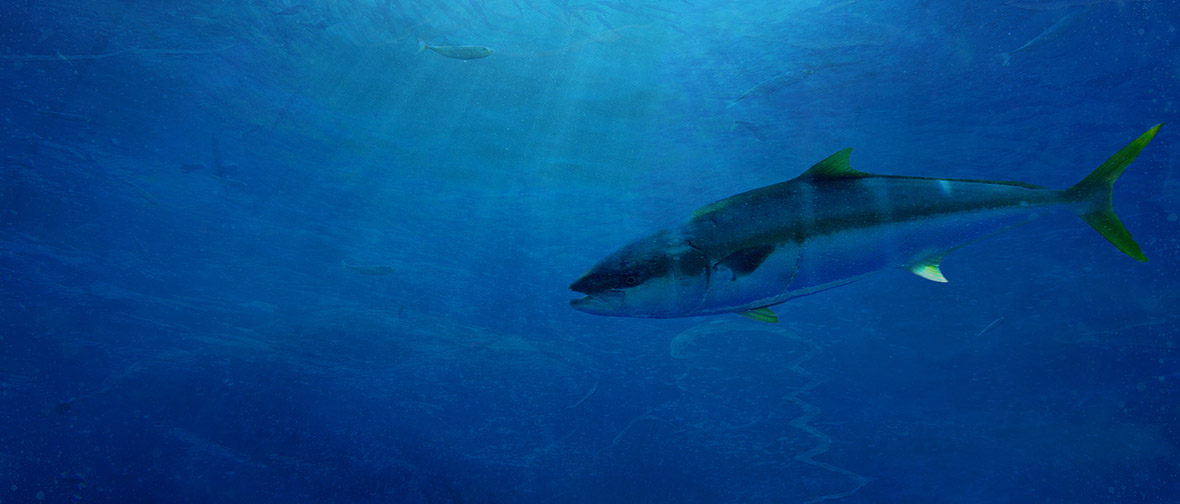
[570,230,709,318]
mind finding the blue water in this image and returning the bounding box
[2,0,1178,502]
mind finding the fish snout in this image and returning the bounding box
[570,295,615,315]
[569,290,624,315]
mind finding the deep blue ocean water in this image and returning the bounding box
[2,0,1179,502]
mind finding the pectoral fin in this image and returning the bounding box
[716,245,775,281]
[738,307,779,323]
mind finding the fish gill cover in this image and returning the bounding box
[1,0,1178,503]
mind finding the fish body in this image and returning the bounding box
[731,120,768,141]
[122,178,161,206]
[211,176,247,188]
[569,125,1161,321]
[34,109,91,123]
[728,68,814,108]
[416,40,494,59]
[132,235,150,263]
[1002,7,1087,66]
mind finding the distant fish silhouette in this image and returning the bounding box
[416,40,494,60]
[178,163,245,187]
[132,235,151,263]
[34,109,91,123]
[1001,7,1088,66]
[210,132,244,192]
[565,380,599,409]
[727,68,814,108]
[596,14,615,31]
[121,178,161,206]
[212,176,247,188]
[730,120,769,141]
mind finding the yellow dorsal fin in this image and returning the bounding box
[692,200,726,218]
[799,148,867,179]
[738,307,779,323]
[909,256,948,283]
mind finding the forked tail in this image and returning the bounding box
[1064,123,1163,263]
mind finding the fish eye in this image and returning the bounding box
[625,275,638,286]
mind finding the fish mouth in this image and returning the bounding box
[569,290,623,315]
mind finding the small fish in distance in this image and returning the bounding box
[416,39,494,60]
[1001,7,1088,66]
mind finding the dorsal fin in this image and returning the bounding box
[799,148,868,180]
[692,200,726,218]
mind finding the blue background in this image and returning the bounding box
[2,0,1178,502]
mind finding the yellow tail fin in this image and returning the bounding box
[1064,124,1162,263]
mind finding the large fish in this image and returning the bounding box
[569,125,1161,322]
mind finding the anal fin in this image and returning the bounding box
[909,256,949,283]
[906,221,1037,284]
